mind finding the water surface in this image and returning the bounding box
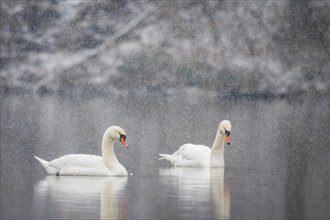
[1,94,329,219]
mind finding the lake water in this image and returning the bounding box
[1,93,329,219]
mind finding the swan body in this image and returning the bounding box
[159,120,231,168]
[34,126,129,176]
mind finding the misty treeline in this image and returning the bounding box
[1,0,329,97]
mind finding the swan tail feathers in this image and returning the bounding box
[34,156,59,175]
[158,154,171,161]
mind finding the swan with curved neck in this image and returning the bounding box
[34,126,129,176]
[159,120,231,168]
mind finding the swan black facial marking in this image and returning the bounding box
[119,133,126,140]
[224,129,230,136]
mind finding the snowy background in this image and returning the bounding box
[1,0,329,97]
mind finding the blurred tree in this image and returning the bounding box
[0,0,328,96]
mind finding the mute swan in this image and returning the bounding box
[159,120,231,168]
[34,126,129,176]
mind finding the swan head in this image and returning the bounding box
[219,120,231,145]
[107,126,129,149]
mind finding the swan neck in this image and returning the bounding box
[211,128,225,152]
[210,127,225,167]
[102,133,119,168]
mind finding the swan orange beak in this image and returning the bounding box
[120,137,129,149]
[225,134,230,145]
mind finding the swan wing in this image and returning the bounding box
[47,154,111,176]
[168,144,211,167]
[48,154,103,168]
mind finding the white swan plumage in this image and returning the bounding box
[34,126,129,176]
[159,120,231,168]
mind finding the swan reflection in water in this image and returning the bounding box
[33,176,127,219]
[159,167,230,220]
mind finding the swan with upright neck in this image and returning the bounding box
[34,126,129,176]
[159,120,231,168]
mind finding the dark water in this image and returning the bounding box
[1,94,329,219]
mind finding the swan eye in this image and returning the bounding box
[224,129,230,136]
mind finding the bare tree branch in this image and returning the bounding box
[59,9,153,72]
[33,9,154,93]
